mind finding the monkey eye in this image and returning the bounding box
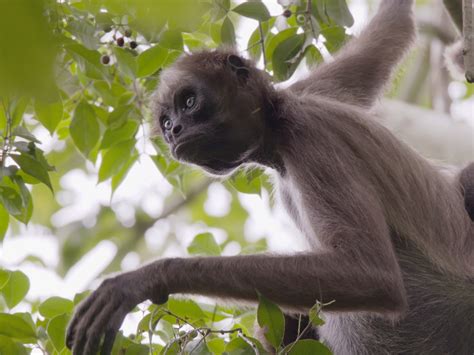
[163,117,172,130]
[184,95,195,110]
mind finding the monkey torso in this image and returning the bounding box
[275,94,474,354]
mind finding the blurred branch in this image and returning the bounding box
[443,0,463,32]
[418,19,457,44]
[99,178,213,277]
[463,0,474,82]
[377,99,474,165]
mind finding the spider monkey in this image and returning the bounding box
[66,1,474,354]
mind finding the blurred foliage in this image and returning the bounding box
[0,0,469,354]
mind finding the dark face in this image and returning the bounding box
[155,57,265,175]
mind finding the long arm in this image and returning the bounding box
[66,206,407,355]
[291,0,415,107]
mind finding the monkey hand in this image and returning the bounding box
[66,266,168,355]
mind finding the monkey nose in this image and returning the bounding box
[172,124,183,136]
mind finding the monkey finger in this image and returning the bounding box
[72,296,110,355]
[82,302,122,355]
[66,292,98,349]
[100,305,129,355]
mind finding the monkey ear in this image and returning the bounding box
[227,54,249,82]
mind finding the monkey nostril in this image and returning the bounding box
[172,124,183,135]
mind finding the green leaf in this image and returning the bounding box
[221,17,236,45]
[0,186,23,217]
[229,169,263,195]
[308,303,325,326]
[321,26,346,53]
[100,120,139,150]
[0,334,28,355]
[12,126,41,143]
[0,204,8,242]
[70,100,100,157]
[159,30,183,50]
[167,298,206,322]
[0,270,10,289]
[272,33,305,81]
[304,45,323,66]
[324,0,354,27]
[286,339,332,355]
[47,313,69,352]
[107,105,133,130]
[98,139,136,182]
[187,233,221,256]
[0,313,36,340]
[111,153,138,193]
[207,337,226,353]
[233,2,271,21]
[66,43,108,81]
[11,153,53,191]
[257,294,285,349]
[1,270,30,309]
[137,45,168,77]
[34,99,64,134]
[39,297,74,319]
[266,28,298,60]
[114,47,137,78]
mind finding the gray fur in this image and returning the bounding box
[66,1,474,354]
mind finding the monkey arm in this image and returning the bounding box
[291,0,415,108]
[144,249,406,314]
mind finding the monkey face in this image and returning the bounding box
[154,51,267,176]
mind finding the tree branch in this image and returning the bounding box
[99,178,213,277]
[444,0,464,32]
[463,0,474,82]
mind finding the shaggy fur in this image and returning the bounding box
[66,1,474,354]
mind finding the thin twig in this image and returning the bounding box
[1,99,12,168]
[306,0,318,39]
[258,22,267,68]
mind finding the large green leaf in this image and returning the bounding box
[0,334,28,355]
[114,47,137,79]
[98,139,136,182]
[233,2,271,21]
[11,154,52,191]
[34,99,64,134]
[100,120,139,150]
[47,313,69,352]
[0,270,10,289]
[221,17,236,45]
[39,297,74,319]
[0,313,36,340]
[257,294,285,349]
[1,270,30,309]
[272,34,305,81]
[70,100,100,157]
[137,45,169,77]
[167,298,206,323]
[187,233,221,256]
[324,0,354,27]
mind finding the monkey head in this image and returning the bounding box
[153,50,274,175]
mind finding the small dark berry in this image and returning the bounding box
[116,37,125,47]
[283,9,292,18]
[124,29,132,37]
[101,55,110,65]
[130,41,138,49]
[103,25,112,33]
